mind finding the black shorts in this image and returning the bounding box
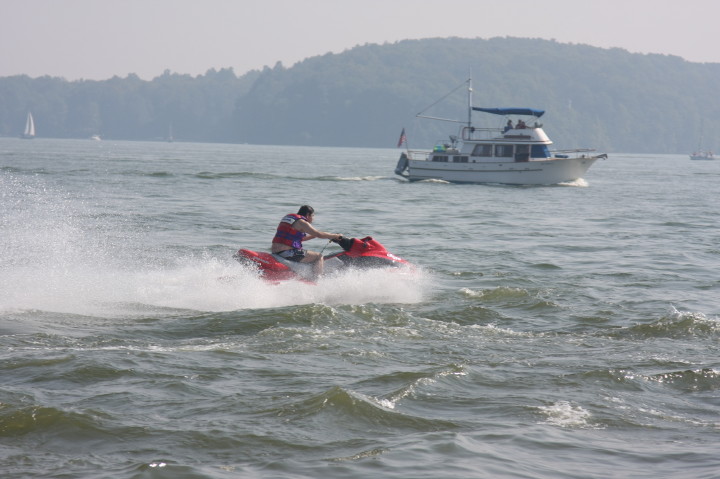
[276,248,306,262]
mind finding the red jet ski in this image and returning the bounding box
[234,236,411,283]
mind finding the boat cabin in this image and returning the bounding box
[430,124,553,163]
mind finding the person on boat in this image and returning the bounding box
[504,120,514,132]
[271,205,342,278]
[516,119,527,129]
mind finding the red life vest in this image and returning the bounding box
[272,214,307,249]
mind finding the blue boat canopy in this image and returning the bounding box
[473,107,545,118]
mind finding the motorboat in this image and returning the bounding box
[690,126,715,160]
[395,79,606,185]
[690,151,715,160]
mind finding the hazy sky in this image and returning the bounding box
[2,0,719,80]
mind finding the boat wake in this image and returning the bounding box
[558,178,589,187]
[417,178,451,184]
[324,175,387,181]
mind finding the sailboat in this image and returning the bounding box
[21,112,36,139]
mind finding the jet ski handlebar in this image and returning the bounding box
[331,235,354,251]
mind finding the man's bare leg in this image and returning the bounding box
[301,251,324,279]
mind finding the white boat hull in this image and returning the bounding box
[404,156,600,185]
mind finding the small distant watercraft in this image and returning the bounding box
[234,236,412,283]
[21,112,35,139]
[690,151,716,161]
[394,79,606,185]
[690,125,715,160]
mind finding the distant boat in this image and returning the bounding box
[90,134,102,141]
[690,125,715,160]
[395,79,606,185]
[690,151,716,160]
[21,112,35,139]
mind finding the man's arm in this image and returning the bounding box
[293,219,340,241]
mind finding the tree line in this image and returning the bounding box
[2,37,719,153]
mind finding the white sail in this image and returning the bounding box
[23,112,36,138]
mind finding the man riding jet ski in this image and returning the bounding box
[234,205,410,283]
[234,234,411,283]
[268,205,342,279]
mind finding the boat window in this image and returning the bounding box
[453,156,469,163]
[515,144,530,162]
[471,144,493,156]
[494,145,514,157]
[531,144,551,158]
[432,154,449,162]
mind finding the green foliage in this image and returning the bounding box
[232,37,720,153]
[1,38,718,153]
[0,68,258,142]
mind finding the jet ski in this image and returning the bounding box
[233,236,411,283]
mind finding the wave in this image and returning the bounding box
[192,171,278,180]
[369,365,469,410]
[461,286,532,301]
[114,169,175,178]
[537,400,599,429]
[0,404,106,439]
[458,286,561,312]
[1,165,52,175]
[573,366,720,394]
[269,385,459,432]
[190,172,390,182]
[609,307,720,340]
[581,366,720,394]
[318,175,388,182]
[644,368,720,392]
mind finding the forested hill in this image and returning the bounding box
[0,68,259,144]
[2,37,719,153]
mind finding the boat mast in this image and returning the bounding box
[467,78,473,128]
[416,79,474,125]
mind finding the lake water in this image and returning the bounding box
[1,138,719,478]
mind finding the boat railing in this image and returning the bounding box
[461,126,503,141]
[550,149,607,160]
[406,149,433,161]
[552,148,597,153]
[406,148,606,161]
[551,148,596,158]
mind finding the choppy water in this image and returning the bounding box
[1,138,719,478]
